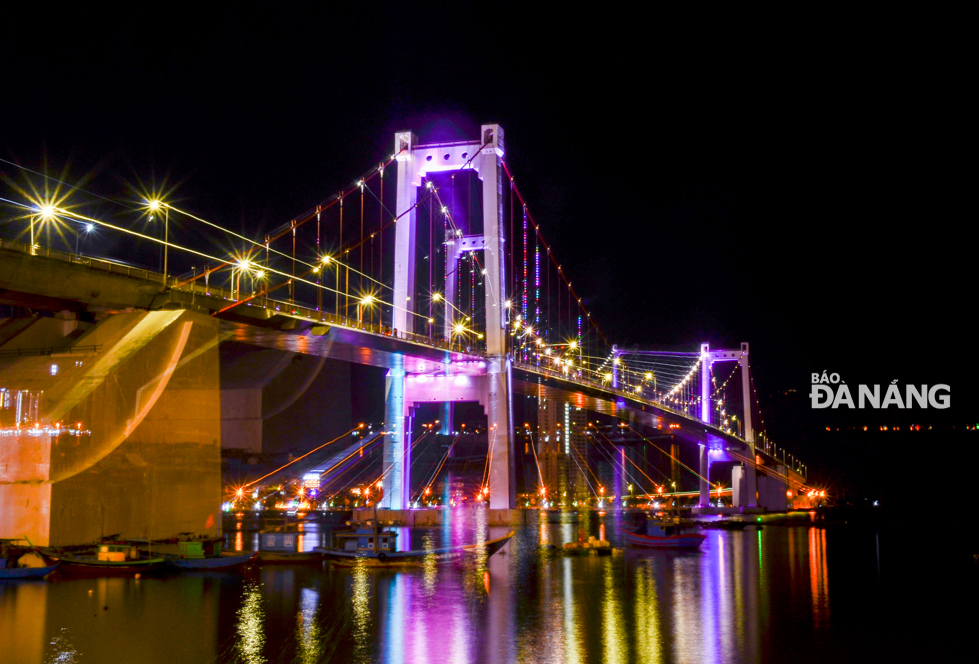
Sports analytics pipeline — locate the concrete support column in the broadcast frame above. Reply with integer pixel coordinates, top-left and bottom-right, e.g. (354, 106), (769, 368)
(443, 238), (457, 341)
(744, 455), (758, 508)
(699, 444), (710, 507)
(611, 345), (619, 389)
(381, 357), (406, 510)
(700, 343), (710, 423)
(487, 356), (515, 508)
(613, 445), (626, 508)
(393, 132), (418, 333)
(480, 124), (507, 357)
(402, 412), (413, 508)
(740, 342), (757, 507)
(440, 402), (453, 436)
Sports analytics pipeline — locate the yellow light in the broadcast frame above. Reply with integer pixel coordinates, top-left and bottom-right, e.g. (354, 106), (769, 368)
(147, 200), (162, 212)
(454, 323), (466, 335)
(39, 204), (57, 220)
(361, 295), (374, 305)
(237, 259), (251, 270)
(432, 293), (442, 302)
(321, 255), (331, 264)
(569, 340), (577, 349)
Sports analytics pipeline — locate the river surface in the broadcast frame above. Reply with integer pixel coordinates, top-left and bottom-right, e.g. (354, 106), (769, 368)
(1, 510), (971, 663)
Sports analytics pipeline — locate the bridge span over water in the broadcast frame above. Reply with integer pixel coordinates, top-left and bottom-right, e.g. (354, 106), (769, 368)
(0, 125), (807, 545)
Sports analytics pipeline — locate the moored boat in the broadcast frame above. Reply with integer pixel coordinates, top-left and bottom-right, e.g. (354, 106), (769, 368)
(625, 518), (707, 550)
(255, 525), (323, 563)
(56, 543), (167, 576)
(0, 563), (59, 580)
(699, 520), (751, 530)
(315, 521), (514, 567)
(168, 540), (257, 570)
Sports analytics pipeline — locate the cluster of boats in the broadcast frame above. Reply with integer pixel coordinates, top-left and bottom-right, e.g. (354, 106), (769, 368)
(3, 514), (757, 580)
(2, 522), (516, 580)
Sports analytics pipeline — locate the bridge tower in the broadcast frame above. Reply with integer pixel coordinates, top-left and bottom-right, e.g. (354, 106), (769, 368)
(699, 342), (756, 508)
(383, 126), (515, 510)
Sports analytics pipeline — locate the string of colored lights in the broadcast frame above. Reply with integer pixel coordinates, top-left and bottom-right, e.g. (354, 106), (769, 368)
(589, 429), (653, 496)
(241, 426), (359, 489)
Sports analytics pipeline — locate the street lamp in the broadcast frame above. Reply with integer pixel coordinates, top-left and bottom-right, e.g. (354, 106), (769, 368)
(31, 205), (57, 255)
(147, 200), (168, 286)
(357, 294), (374, 324)
(75, 223), (94, 255)
(233, 259), (252, 300)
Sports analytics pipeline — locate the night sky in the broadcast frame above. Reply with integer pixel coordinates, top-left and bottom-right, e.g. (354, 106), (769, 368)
(2, 7), (971, 500)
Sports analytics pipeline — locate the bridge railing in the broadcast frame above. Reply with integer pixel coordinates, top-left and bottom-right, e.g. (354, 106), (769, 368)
(0, 237), (164, 282)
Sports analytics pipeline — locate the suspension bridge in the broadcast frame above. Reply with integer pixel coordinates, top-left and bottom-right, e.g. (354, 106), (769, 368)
(0, 124), (811, 545)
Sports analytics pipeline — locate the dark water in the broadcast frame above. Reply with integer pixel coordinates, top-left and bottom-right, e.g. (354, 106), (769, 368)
(2, 511), (972, 664)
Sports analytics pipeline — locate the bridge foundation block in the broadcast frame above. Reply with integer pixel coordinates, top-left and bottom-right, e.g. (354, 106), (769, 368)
(0, 309), (223, 546)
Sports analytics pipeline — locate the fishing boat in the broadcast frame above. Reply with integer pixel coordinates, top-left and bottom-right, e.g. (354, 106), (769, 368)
(0, 563), (59, 580)
(545, 509), (580, 523)
(255, 525), (323, 563)
(167, 540), (257, 570)
(625, 517), (707, 550)
(55, 543), (168, 576)
(699, 520), (752, 530)
(315, 520), (514, 567)
(1, 541), (59, 580)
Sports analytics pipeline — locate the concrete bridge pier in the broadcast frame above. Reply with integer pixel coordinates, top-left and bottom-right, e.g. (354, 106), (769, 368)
(381, 357), (408, 510)
(699, 444), (710, 507)
(0, 309), (223, 546)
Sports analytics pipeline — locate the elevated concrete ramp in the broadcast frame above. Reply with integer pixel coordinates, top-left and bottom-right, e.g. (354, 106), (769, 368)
(0, 310), (223, 546)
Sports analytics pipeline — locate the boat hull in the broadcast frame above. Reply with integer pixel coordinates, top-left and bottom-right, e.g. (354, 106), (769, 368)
(56, 555), (168, 576)
(170, 552), (257, 569)
(318, 531), (514, 567)
(624, 530), (706, 550)
(255, 551), (323, 564)
(0, 563), (59, 580)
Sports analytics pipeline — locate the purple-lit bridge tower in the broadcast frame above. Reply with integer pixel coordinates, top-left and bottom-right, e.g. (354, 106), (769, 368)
(382, 125), (514, 510)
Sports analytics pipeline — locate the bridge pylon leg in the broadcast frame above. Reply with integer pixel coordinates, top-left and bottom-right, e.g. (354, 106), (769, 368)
(487, 356), (515, 509)
(744, 446), (758, 508)
(381, 358), (407, 510)
(699, 444), (710, 507)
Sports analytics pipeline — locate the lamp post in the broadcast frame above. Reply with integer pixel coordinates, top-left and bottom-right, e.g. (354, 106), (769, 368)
(148, 200), (168, 286)
(75, 223), (94, 255)
(31, 205), (57, 255)
(357, 295), (374, 325)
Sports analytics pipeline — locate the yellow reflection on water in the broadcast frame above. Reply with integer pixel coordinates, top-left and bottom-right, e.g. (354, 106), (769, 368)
(296, 587), (321, 664)
(422, 532), (438, 597)
(236, 581), (266, 664)
(235, 531), (243, 552)
(634, 561), (662, 664)
(351, 560), (371, 663)
(562, 558), (583, 664)
(603, 560), (626, 664)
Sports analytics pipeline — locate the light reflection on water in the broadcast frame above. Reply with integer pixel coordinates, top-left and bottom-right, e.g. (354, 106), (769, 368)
(236, 581), (266, 664)
(5, 513), (962, 664)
